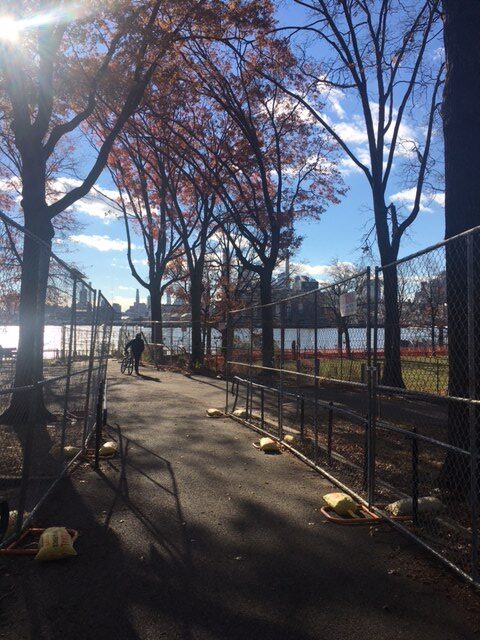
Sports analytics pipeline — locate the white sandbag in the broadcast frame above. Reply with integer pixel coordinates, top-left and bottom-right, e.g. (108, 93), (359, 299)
(233, 409), (247, 419)
(206, 408), (222, 418)
(259, 437), (280, 453)
(385, 496), (443, 516)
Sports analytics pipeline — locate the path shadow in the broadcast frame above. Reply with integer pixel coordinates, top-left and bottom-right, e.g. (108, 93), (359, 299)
(136, 374), (162, 383)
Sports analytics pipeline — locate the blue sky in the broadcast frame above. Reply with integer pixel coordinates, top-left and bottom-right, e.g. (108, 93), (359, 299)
(52, 1), (445, 311)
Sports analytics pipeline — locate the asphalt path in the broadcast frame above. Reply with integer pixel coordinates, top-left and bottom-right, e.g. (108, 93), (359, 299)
(1, 367), (478, 639)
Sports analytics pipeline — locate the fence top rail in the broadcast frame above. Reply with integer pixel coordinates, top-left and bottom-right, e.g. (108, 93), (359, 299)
(375, 417), (471, 457)
(229, 268), (370, 315)
(232, 374), (368, 423)
(378, 223), (480, 272)
(0, 209), (96, 291)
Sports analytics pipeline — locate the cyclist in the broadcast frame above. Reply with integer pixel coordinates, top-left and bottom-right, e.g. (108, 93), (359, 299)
(124, 333), (145, 376)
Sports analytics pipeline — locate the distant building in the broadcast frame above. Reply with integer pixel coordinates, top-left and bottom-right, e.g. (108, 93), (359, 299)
(124, 289), (149, 319)
(112, 303), (122, 320)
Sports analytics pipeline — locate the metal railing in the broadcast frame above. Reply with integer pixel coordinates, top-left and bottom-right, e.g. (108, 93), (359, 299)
(225, 227), (480, 588)
(0, 212), (113, 545)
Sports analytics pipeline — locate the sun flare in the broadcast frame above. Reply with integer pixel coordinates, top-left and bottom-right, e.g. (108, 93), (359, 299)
(0, 16), (20, 43)
(0, 5), (81, 45)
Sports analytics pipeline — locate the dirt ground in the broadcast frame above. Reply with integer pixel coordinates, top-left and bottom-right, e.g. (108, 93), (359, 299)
(0, 365), (479, 640)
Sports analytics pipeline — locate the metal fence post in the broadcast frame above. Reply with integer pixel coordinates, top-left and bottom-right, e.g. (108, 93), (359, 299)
(82, 289), (98, 444)
(248, 307), (254, 419)
(300, 396), (305, 440)
(279, 302), (285, 439)
(368, 266), (380, 506)
(327, 402), (333, 465)
(467, 234), (479, 581)
(366, 266), (376, 506)
(261, 387), (265, 429)
(411, 428), (419, 526)
(59, 275), (77, 471)
(314, 289), (319, 464)
(15, 382), (40, 536)
(94, 379), (105, 471)
(225, 312), (230, 414)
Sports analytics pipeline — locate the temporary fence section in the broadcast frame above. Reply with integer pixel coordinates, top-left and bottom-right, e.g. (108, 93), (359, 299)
(0, 213), (113, 546)
(225, 227), (480, 588)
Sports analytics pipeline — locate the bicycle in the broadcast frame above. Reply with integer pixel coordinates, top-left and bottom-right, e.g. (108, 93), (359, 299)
(120, 350), (134, 375)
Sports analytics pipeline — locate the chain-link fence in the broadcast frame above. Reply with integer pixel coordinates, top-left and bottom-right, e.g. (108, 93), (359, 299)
(372, 227), (480, 586)
(0, 213), (113, 546)
(225, 227), (480, 588)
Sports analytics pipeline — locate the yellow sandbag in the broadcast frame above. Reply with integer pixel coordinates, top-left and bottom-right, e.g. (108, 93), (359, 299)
(99, 441), (117, 457)
(259, 437), (280, 452)
(49, 445), (80, 460)
(233, 409), (247, 419)
(35, 527), (77, 562)
(64, 446), (80, 459)
(283, 434), (298, 446)
(206, 408), (222, 418)
(323, 492), (358, 516)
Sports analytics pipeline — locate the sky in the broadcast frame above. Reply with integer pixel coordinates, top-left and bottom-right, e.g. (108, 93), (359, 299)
(44, 1), (445, 311)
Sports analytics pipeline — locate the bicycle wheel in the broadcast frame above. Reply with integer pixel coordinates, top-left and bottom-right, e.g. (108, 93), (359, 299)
(120, 357), (128, 374)
(126, 357), (134, 375)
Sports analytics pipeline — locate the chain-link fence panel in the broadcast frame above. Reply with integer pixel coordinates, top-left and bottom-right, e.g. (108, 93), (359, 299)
(0, 213), (113, 548)
(373, 227), (480, 586)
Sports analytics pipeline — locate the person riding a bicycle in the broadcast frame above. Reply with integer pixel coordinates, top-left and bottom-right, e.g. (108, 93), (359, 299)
(124, 333), (145, 375)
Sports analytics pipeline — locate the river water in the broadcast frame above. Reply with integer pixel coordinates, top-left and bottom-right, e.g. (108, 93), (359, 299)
(0, 324), (439, 356)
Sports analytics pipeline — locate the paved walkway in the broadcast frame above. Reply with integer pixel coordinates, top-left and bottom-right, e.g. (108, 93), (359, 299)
(1, 367), (479, 639)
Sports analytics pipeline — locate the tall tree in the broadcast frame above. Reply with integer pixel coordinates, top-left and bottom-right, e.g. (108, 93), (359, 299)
(259, 0), (443, 386)
(107, 125), (184, 352)
(173, 38), (343, 367)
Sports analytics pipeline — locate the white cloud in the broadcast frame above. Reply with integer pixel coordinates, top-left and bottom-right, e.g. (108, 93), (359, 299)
(110, 295), (135, 310)
(326, 88), (346, 119)
(118, 285), (135, 291)
(389, 187), (445, 212)
(49, 178), (120, 222)
(338, 156), (363, 176)
(334, 120), (368, 145)
(287, 261), (355, 281)
(69, 234), (132, 252)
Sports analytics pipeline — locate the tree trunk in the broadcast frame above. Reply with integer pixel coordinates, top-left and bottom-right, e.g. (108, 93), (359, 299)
(439, 326), (444, 347)
(430, 314), (436, 355)
(206, 323), (212, 356)
(343, 321), (352, 358)
(190, 273), (203, 368)
(259, 270), (274, 369)
(440, 0), (480, 494)
(150, 287), (163, 366)
(381, 264), (404, 388)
